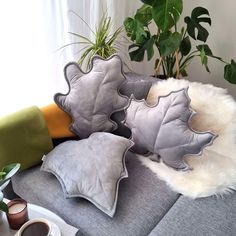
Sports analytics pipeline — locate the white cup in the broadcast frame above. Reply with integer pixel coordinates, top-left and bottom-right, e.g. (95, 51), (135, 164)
(17, 218), (52, 236)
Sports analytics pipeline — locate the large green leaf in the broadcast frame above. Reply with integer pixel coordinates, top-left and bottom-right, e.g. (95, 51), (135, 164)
(196, 44), (223, 72)
(199, 46), (210, 72)
(184, 7), (211, 42)
(124, 17), (134, 39)
(159, 30), (171, 41)
(2, 163), (20, 180)
(224, 60), (236, 84)
(0, 163), (20, 191)
(129, 36), (155, 61)
(196, 44), (222, 60)
(196, 44), (216, 72)
(159, 32), (182, 56)
(129, 44), (145, 62)
(179, 36), (191, 56)
(124, 17), (147, 43)
(146, 37), (155, 60)
(152, 0), (183, 31)
(135, 4), (152, 26)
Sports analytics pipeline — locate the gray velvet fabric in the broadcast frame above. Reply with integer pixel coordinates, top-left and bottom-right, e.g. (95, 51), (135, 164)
(124, 88), (216, 170)
(149, 194), (236, 236)
(41, 132), (133, 217)
(12, 151), (179, 236)
(54, 55), (129, 139)
(111, 72), (158, 138)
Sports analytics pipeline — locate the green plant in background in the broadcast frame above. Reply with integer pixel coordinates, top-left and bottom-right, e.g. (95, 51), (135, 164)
(0, 163), (20, 213)
(124, 0), (236, 83)
(61, 11), (122, 71)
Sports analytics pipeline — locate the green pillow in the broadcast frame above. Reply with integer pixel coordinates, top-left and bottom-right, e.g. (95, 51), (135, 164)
(0, 106), (53, 171)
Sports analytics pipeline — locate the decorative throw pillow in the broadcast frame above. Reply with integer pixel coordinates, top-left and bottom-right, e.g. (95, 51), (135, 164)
(40, 103), (75, 138)
(141, 78), (236, 198)
(124, 88), (216, 171)
(54, 55), (129, 139)
(0, 106), (53, 171)
(40, 132), (133, 217)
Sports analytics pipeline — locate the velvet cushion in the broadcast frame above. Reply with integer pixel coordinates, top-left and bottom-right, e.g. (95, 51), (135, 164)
(41, 132), (133, 217)
(124, 89), (216, 170)
(54, 55), (129, 139)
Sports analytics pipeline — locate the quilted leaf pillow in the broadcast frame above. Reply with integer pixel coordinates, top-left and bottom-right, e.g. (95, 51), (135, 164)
(54, 55), (129, 139)
(124, 88), (216, 171)
(41, 132), (133, 217)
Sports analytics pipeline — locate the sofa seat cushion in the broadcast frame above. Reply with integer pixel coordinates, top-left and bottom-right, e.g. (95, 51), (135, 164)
(12, 151), (179, 236)
(149, 194), (236, 236)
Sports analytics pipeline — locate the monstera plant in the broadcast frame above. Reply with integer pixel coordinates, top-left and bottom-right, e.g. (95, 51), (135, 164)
(124, 0), (236, 83)
(0, 163), (21, 213)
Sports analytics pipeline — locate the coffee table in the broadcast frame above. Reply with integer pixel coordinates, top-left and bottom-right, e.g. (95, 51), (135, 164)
(0, 199), (79, 236)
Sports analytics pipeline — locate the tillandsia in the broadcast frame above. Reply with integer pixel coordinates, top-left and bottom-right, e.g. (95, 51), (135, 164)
(124, 0), (236, 83)
(0, 163), (20, 213)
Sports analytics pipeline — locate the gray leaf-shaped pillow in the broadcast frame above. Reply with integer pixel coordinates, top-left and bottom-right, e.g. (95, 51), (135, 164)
(54, 55), (129, 139)
(41, 132), (133, 217)
(124, 88), (216, 171)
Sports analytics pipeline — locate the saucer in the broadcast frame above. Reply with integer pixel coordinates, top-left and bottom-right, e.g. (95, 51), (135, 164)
(51, 222), (61, 236)
(14, 221), (61, 236)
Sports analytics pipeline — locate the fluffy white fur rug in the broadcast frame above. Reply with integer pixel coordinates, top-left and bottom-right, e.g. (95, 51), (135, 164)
(138, 78), (236, 198)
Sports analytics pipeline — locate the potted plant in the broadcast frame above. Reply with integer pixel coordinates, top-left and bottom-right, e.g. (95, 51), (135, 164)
(0, 163), (21, 214)
(124, 0), (236, 83)
(60, 11), (122, 71)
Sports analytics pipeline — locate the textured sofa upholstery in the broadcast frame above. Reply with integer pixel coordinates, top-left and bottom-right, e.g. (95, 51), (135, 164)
(12, 152), (180, 236)
(148, 194), (236, 236)
(6, 72), (236, 235)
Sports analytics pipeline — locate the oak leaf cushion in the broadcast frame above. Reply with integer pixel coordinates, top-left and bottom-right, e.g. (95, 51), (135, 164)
(41, 132), (133, 217)
(54, 55), (129, 139)
(124, 88), (216, 171)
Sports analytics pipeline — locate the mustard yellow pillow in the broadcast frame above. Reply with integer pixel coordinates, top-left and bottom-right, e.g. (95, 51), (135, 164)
(40, 103), (76, 138)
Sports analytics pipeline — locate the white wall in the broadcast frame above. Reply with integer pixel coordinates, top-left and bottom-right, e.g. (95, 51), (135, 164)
(181, 1), (236, 98)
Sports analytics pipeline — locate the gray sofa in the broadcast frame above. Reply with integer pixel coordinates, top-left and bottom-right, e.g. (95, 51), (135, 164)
(5, 73), (236, 236)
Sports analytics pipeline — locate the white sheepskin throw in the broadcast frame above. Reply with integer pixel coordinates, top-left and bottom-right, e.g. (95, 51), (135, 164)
(138, 78), (236, 198)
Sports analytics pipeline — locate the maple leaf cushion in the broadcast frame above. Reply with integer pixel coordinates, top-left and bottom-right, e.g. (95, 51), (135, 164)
(54, 55), (129, 139)
(124, 88), (216, 171)
(40, 132), (133, 217)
